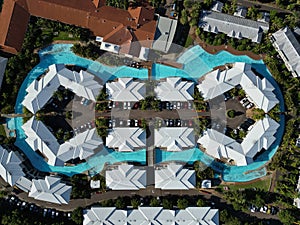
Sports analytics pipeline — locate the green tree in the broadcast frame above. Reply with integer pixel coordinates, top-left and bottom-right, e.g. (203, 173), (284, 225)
(196, 198), (206, 207)
(162, 198), (173, 209)
(177, 198), (189, 209)
(150, 198), (160, 207)
(131, 198), (140, 209)
(180, 9), (188, 25)
(278, 209), (297, 225)
(183, 0), (192, 9)
(115, 197), (126, 209)
(71, 207), (83, 225)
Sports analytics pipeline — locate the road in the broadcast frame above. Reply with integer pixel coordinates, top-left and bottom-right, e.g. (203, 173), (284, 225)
(236, 0), (290, 13)
(14, 187), (281, 223)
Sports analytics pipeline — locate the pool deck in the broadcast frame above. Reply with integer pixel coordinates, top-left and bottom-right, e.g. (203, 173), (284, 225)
(189, 27), (264, 61)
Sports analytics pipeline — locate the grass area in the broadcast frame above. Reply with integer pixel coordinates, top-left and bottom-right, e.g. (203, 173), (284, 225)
(184, 35), (194, 48)
(220, 176), (272, 192)
(53, 31), (79, 41)
(0, 124), (6, 137)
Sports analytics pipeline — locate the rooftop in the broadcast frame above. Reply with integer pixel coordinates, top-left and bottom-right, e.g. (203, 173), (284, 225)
(106, 164), (146, 190)
(155, 77), (194, 102)
(22, 64), (103, 114)
(152, 16), (178, 53)
(198, 117), (279, 166)
(84, 206), (219, 225)
(155, 127), (195, 151)
(197, 62), (279, 113)
(106, 127), (146, 151)
(0, 0), (157, 54)
(199, 10), (269, 43)
(106, 77), (146, 102)
(155, 163), (196, 190)
(22, 117), (103, 166)
(0, 145), (25, 186)
(28, 176), (72, 204)
(271, 27), (300, 77)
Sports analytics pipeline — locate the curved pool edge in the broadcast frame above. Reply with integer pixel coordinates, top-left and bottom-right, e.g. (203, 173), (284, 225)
(10, 44), (285, 182)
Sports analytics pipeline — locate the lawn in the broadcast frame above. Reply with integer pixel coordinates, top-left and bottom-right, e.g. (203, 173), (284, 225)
(184, 35), (194, 48)
(220, 176), (272, 192)
(0, 124), (6, 137)
(53, 31), (79, 41)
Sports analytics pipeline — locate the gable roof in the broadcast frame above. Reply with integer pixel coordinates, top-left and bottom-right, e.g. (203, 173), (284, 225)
(105, 164), (147, 190)
(22, 117), (103, 166)
(155, 127), (195, 151)
(22, 64), (103, 114)
(271, 27), (300, 77)
(198, 117), (279, 166)
(197, 62), (279, 113)
(199, 10), (269, 43)
(0, 0), (156, 54)
(106, 77), (146, 102)
(152, 16), (178, 53)
(155, 163), (196, 190)
(84, 207), (219, 225)
(106, 127), (146, 151)
(0, 146), (25, 186)
(155, 77), (194, 102)
(29, 176), (72, 204)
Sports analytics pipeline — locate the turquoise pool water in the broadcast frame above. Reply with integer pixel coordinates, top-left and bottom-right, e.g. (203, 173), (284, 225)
(11, 44), (284, 181)
(155, 45), (285, 182)
(11, 44), (147, 176)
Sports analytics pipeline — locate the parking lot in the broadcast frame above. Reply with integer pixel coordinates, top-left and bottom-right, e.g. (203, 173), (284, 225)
(225, 98), (247, 129)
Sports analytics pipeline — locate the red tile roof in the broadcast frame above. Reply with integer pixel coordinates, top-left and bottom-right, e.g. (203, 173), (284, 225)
(0, 0), (157, 54)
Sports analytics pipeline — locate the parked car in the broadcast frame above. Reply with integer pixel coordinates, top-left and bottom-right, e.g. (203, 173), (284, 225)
(127, 119), (131, 126)
(240, 97), (247, 104)
(224, 92), (231, 101)
(242, 100), (250, 107)
(246, 102), (254, 109)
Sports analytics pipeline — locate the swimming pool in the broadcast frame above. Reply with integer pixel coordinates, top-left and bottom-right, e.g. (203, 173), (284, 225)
(11, 44), (147, 176)
(10, 44), (284, 181)
(155, 45), (285, 182)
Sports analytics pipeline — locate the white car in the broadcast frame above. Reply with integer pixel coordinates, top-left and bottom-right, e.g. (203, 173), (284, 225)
(246, 102), (254, 109)
(127, 119), (131, 126)
(240, 98), (247, 104)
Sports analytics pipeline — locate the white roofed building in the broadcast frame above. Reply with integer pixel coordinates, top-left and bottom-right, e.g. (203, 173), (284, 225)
(22, 64), (103, 113)
(22, 117), (103, 166)
(106, 128), (146, 151)
(106, 164), (147, 190)
(106, 78), (146, 102)
(198, 117), (279, 166)
(84, 207), (219, 225)
(152, 16), (178, 53)
(211, 1), (223, 12)
(155, 77), (194, 102)
(155, 163), (196, 190)
(28, 176), (72, 204)
(271, 27), (300, 77)
(199, 10), (269, 43)
(155, 127), (195, 151)
(0, 146), (25, 186)
(197, 62), (279, 113)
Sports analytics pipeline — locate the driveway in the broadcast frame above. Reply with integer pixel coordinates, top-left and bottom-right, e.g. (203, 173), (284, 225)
(225, 98), (247, 129)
